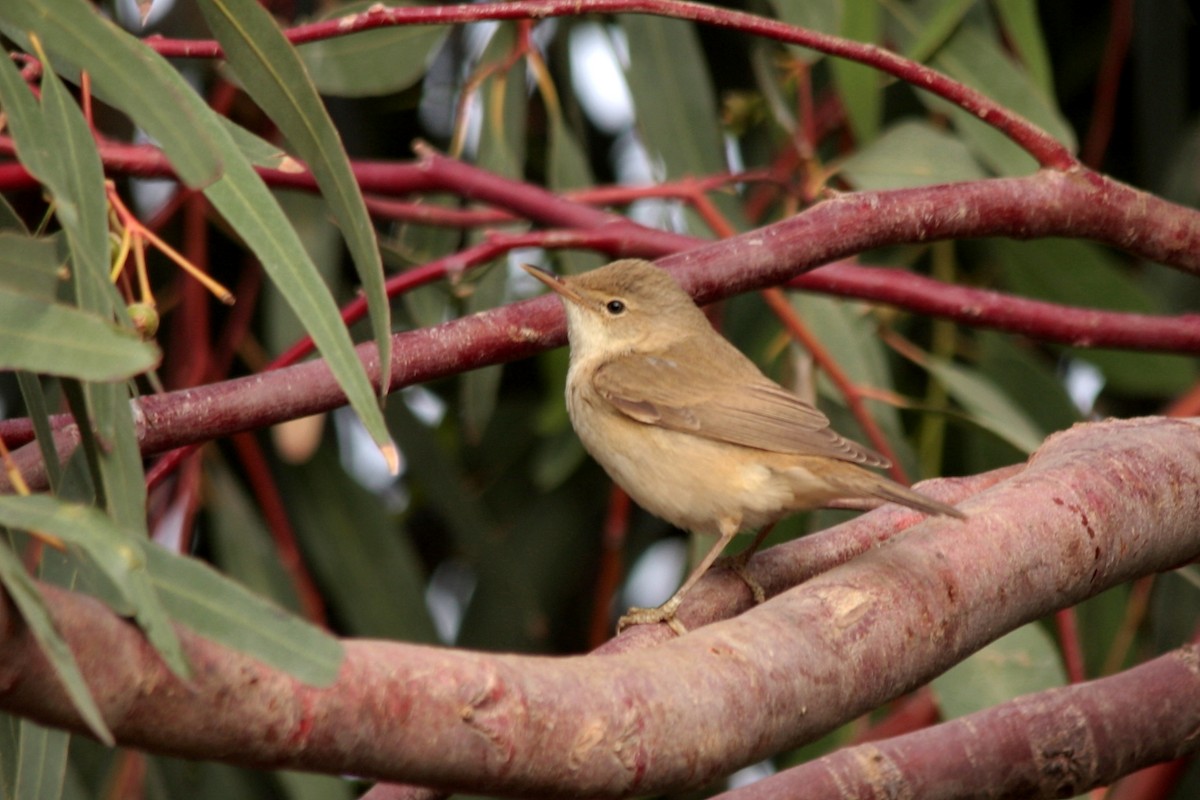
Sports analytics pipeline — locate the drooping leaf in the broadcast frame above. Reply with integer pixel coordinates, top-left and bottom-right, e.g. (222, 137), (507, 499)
(785, 293), (906, 442)
(460, 263), (508, 441)
(622, 15), (726, 178)
(0, 0), (222, 189)
(837, 119), (988, 189)
(297, 1), (448, 98)
(17, 54), (149, 534)
(0, 539), (113, 745)
(144, 546), (343, 686)
(769, 0), (841, 63)
(13, 719), (69, 800)
(922, 23), (1076, 174)
(622, 15), (748, 234)
(200, 0), (393, 400)
(0, 232), (63, 300)
(893, 0), (974, 63)
(922, 354), (1046, 454)
(15, 373), (63, 493)
(204, 460), (303, 614)
(992, 0), (1055, 98)
(0, 289), (159, 380)
(831, 1), (883, 143)
(281, 445), (437, 642)
(932, 623), (1067, 717)
(3, 0), (395, 462)
(0, 497), (188, 677)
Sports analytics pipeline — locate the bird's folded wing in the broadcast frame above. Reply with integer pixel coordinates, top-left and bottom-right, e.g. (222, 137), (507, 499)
(592, 351), (889, 467)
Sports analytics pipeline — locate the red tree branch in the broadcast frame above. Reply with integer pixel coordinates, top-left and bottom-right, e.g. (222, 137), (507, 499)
(2, 417), (1197, 795)
(4, 161), (1200, 491)
(715, 643), (1200, 799)
(134, 0), (1073, 169)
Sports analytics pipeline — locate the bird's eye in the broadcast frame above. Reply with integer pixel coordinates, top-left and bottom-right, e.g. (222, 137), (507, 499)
(605, 299), (626, 315)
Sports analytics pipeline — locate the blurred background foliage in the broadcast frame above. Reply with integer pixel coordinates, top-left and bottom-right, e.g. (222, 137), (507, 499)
(2, 0), (1199, 797)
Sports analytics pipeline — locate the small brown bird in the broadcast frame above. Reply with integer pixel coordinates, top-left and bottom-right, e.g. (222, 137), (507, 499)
(523, 259), (965, 634)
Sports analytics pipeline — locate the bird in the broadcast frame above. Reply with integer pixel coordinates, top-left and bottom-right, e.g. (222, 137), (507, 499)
(522, 259), (965, 634)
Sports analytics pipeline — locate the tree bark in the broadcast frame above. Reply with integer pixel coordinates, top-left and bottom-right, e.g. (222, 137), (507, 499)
(1, 417), (1197, 796)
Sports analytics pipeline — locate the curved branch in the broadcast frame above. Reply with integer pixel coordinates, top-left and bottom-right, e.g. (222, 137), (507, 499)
(715, 644), (1200, 799)
(1, 418), (1197, 794)
(5, 165), (1200, 490)
(137, 0), (1073, 169)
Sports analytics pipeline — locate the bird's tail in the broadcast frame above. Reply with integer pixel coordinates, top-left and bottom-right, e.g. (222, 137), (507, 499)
(865, 478), (967, 519)
(824, 464), (967, 519)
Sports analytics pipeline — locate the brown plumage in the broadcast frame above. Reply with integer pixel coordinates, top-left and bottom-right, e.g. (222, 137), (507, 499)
(524, 259), (965, 633)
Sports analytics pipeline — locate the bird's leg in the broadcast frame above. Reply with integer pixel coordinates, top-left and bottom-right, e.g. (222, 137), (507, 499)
(720, 522), (775, 605)
(617, 521), (739, 636)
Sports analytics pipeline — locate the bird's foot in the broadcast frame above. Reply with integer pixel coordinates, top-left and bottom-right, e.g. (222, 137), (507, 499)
(718, 553), (766, 604)
(617, 596), (687, 636)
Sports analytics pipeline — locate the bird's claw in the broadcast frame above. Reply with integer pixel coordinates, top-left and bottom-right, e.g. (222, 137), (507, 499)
(617, 599), (688, 636)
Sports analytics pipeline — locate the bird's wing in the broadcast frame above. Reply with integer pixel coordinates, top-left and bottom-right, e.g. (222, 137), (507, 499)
(592, 346), (889, 467)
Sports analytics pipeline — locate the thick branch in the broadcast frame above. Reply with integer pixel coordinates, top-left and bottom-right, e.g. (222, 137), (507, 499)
(5, 165), (1200, 491)
(1, 418), (1198, 795)
(716, 644), (1200, 799)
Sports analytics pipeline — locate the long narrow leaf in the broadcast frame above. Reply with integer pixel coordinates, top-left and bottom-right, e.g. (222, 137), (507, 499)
(0, 497), (189, 678)
(14, 720), (69, 800)
(1, 0), (394, 459)
(0, 289), (159, 381)
(200, 0), (392, 399)
(144, 546), (343, 686)
(0, 540), (113, 745)
(0, 0), (221, 188)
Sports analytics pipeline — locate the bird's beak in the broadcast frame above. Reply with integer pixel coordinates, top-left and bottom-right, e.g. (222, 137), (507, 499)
(521, 263), (586, 306)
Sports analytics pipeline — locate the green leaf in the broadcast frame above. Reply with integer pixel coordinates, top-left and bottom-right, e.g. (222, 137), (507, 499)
(387, 399), (493, 558)
(282, 446), (437, 642)
(276, 770), (356, 800)
(831, 1), (883, 143)
(623, 15), (727, 178)
(15, 373), (63, 493)
(0, 38), (111, 318)
(460, 264), (508, 441)
(0, 289), (159, 380)
(204, 461), (303, 613)
(144, 546), (344, 686)
(0, 0), (222, 189)
(0, 540), (113, 745)
(547, 114), (593, 193)
(0, 194), (25, 230)
(837, 119), (988, 189)
(770, 0), (841, 63)
(922, 354), (1046, 454)
(0, 232), (64, 300)
(989, 238), (1197, 396)
(222, 116), (302, 171)
(621, 15), (751, 235)
(200, 0), (392, 400)
(0, 712), (15, 798)
(0, 497), (189, 677)
(14, 719), (69, 800)
(264, 191), (343, 354)
(475, 24), (527, 179)
(992, 0), (1054, 97)
(297, 1), (448, 98)
(1, 27), (150, 533)
(3, 0), (393, 457)
(924, 23), (1075, 174)
(932, 623), (1067, 717)
(975, 332), (1080, 435)
(204, 133), (393, 463)
(895, 0), (974, 63)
